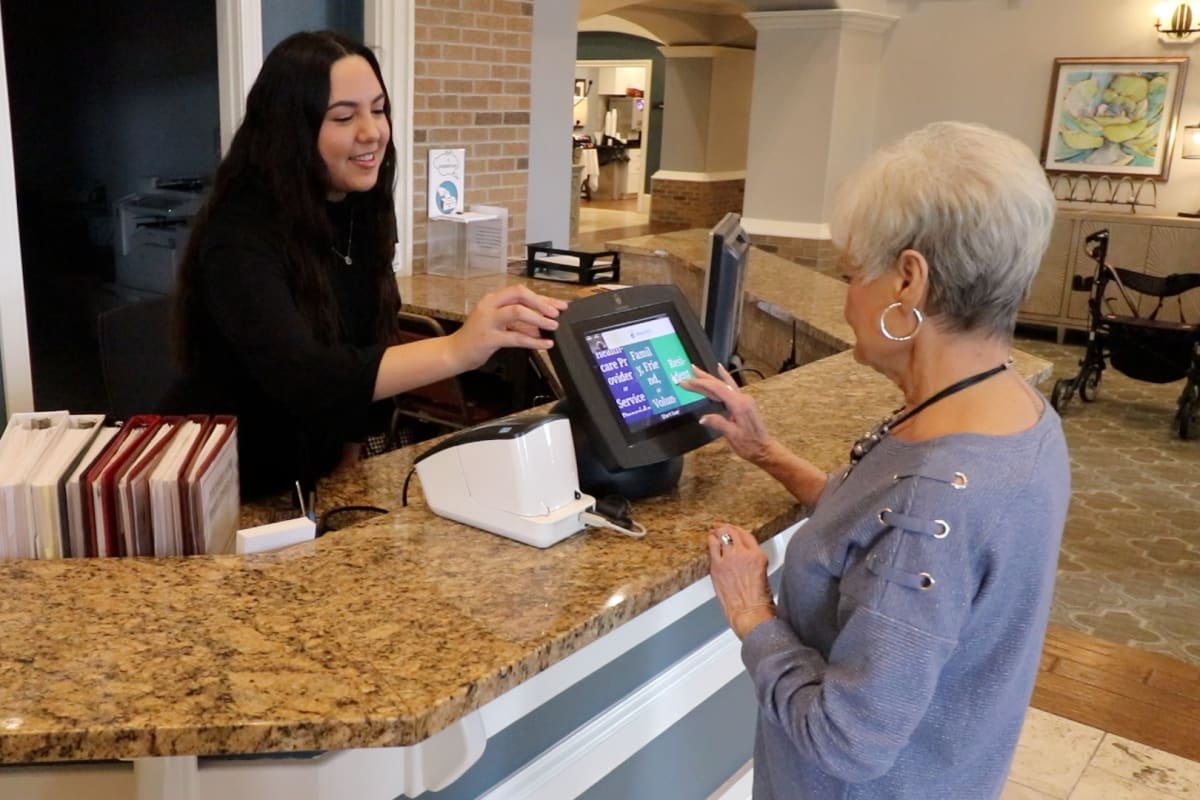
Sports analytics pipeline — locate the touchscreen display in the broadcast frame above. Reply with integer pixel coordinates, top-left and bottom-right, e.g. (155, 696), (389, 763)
(585, 313), (708, 435)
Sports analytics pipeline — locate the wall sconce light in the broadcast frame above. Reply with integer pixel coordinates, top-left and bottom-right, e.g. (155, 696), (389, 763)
(1156, 2), (1200, 43)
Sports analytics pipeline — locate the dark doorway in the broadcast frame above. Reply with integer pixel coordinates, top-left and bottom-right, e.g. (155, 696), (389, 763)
(0, 1), (220, 414)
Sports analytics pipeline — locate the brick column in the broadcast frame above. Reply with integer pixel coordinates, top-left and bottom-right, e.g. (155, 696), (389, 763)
(411, 0), (534, 272)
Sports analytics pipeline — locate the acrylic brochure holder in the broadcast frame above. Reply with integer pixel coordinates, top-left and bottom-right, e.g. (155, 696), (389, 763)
(427, 204), (508, 279)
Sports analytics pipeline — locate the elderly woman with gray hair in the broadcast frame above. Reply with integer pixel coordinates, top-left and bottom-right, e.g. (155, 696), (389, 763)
(683, 121), (1070, 799)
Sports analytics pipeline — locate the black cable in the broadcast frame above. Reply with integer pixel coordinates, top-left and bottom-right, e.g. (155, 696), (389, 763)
(594, 494), (634, 529)
(401, 467), (417, 507)
(316, 505), (388, 537)
(728, 365), (766, 382)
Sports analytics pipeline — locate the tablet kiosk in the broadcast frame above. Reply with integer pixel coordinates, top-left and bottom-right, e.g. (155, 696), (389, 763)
(549, 284), (724, 497)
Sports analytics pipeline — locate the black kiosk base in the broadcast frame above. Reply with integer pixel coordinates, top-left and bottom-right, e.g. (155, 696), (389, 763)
(552, 399), (683, 499)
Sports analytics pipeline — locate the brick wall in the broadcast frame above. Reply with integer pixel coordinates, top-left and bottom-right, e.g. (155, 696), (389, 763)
(747, 234), (838, 277)
(649, 177), (744, 230)
(410, 0), (532, 273)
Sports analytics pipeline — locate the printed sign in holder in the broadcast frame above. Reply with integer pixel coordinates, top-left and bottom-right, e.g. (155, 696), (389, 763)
(426, 148), (507, 278)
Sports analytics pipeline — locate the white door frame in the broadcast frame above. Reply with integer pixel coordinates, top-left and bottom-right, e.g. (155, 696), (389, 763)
(215, 0), (263, 156)
(364, 0), (415, 274)
(0, 12), (33, 417)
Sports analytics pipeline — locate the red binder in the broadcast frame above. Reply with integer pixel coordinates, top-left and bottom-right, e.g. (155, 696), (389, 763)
(83, 415), (160, 557)
(115, 416), (184, 557)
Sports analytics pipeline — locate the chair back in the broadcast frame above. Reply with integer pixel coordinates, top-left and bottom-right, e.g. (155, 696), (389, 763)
(393, 311), (479, 429)
(97, 296), (179, 418)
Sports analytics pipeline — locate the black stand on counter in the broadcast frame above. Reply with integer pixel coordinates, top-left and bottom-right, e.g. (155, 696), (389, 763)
(551, 399), (683, 499)
(525, 242), (621, 285)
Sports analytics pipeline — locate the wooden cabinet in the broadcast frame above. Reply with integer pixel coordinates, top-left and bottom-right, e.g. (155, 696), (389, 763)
(1019, 211), (1200, 340)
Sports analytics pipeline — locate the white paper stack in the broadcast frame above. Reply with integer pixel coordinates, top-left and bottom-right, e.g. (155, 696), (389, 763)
(0, 411), (70, 559)
(26, 414), (106, 558)
(149, 420), (205, 556)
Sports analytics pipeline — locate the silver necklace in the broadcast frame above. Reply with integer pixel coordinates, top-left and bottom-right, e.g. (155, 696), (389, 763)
(331, 216), (353, 266)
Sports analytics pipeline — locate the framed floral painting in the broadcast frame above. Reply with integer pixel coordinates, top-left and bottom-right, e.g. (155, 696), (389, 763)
(1041, 57), (1189, 179)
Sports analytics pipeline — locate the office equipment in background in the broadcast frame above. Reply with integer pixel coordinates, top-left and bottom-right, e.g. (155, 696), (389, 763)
(548, 284), (724, 498)
(113, 185), (203, 296)
(703, 212), (751, 384)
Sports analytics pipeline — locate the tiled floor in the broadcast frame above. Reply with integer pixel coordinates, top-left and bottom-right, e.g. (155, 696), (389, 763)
(1004, 708), (1200, 799)
(577, 201), (649, 234)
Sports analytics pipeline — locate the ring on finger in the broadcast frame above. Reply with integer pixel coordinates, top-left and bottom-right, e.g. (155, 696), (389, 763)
(720, 532), (734, 546)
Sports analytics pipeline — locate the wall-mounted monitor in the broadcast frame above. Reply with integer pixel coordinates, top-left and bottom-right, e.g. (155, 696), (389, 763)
(549, 284), (724, 476)
(702, 211), (750, 382)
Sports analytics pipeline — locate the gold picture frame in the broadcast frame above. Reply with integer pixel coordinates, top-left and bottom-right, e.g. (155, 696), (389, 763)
(1040, 56), (1189, 179)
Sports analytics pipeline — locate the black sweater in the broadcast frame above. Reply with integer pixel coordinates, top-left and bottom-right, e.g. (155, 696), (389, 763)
(164, 187), (390, 498)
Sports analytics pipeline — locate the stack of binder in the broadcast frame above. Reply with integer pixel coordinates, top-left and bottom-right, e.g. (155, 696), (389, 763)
(0, 412), (239, 560)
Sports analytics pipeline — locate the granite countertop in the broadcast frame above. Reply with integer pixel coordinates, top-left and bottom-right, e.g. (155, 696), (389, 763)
(0, 232), (1051, 763)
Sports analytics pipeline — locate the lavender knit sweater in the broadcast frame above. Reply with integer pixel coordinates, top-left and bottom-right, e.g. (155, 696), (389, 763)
(743, 404), (1070, 799)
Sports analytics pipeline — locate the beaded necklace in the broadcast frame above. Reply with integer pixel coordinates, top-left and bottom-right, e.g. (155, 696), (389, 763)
(848, 362), (1009, 467)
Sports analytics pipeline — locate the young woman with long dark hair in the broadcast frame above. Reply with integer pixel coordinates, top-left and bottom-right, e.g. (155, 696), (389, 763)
(169, 31), (564, 497)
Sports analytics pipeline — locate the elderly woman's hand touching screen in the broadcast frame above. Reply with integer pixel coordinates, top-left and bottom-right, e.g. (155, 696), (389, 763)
(682, 364), (776, 464)
(682, 364), (829, 508)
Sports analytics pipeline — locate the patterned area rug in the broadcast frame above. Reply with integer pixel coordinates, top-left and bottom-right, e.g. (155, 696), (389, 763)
(1016, 331), (1200, 665)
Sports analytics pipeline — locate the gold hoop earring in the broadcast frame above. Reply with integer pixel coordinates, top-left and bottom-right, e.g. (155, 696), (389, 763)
(879, 301), (923, 342)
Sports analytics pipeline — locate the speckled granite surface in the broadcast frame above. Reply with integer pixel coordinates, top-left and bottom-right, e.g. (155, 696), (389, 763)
(0, 231), (1050, 763)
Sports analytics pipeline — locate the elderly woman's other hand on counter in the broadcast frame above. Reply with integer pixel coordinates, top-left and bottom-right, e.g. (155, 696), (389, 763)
(707, 523), (775, 640)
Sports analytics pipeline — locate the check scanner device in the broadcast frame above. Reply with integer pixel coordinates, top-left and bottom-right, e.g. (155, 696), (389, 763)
(414, 284), (725, 547)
